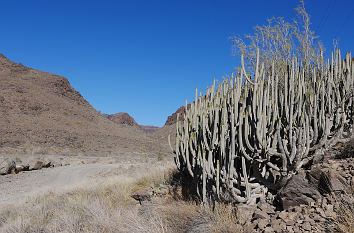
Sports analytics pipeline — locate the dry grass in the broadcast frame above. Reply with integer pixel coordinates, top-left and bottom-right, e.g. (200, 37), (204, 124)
(333, 195), (354, 233)
(0, 165), (243, 233)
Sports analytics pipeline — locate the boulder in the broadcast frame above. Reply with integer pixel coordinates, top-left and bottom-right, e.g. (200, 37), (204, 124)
(29, 159), (44, 170)
(253, 209), (269, 220)
(257, 219), (269, 230)
(42, 159), (52, 168)
(0, 157), (16, 175)
(15, 165), (24, 173)
(236, 204), (256, 225)
(131, 187), (153, 204)
(257, 202), (275, 214)
(307, 166), (351, 194)
(276, 174), (321, 210)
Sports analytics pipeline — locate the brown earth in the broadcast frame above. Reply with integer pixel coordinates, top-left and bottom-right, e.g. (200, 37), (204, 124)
(0, 53), (170, 156)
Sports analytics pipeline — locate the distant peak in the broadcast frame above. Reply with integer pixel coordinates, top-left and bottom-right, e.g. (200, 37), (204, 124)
(105, 112), (139, 127)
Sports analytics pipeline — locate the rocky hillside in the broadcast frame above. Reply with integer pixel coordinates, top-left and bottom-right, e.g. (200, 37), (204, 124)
(105, 113), (139, 127)
(139, 125), (160, 134)
(0, 54), (163, 156)
(105, 113), (160, 134)
(164, 104), (190, 126)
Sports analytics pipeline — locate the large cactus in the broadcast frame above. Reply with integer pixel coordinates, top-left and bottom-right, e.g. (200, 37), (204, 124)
(169, 49), (354, 205)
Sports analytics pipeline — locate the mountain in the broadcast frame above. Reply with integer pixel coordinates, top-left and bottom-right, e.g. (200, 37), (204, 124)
(0, 54), (163, 156)
(105, 113), (139, 127)
(164, 104), (190, 126)
(139, 125), (160, 134)
(105, 113), (160, 134)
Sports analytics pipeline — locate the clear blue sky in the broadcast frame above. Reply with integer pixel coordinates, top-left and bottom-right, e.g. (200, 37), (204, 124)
(1, 0), (353, 126)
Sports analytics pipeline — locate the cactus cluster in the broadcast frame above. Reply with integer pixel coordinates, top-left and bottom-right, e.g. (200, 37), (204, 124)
(169, 49), (354, 205)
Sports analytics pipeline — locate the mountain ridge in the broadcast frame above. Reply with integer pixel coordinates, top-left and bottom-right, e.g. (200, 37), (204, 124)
(0, 53), (165, 156)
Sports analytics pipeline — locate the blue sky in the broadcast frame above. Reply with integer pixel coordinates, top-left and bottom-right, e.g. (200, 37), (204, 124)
(1, 0), (353, 126)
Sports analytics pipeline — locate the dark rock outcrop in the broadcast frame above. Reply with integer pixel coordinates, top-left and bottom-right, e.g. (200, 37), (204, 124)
(164, 104), (191, 126)
(276, 174), (321, 210)
(105, 113), (160, 134)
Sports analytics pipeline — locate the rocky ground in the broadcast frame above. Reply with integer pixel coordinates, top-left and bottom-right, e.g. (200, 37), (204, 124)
(130, 137), (354, 233)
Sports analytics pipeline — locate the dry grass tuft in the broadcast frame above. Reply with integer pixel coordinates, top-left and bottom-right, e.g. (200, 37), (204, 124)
(333, 195), (354, 233)
(208, 203), (243, 233)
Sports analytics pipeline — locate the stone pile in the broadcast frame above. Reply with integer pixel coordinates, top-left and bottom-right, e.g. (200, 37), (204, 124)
(240, 147), (353, 232)
(240, 198), (338, 232)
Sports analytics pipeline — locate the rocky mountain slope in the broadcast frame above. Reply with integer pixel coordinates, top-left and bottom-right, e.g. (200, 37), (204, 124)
(105, 112), (159, 134)
(105, 112), (139, 127)
(0, 54), (164, 156)
(164, 104), (190, 126)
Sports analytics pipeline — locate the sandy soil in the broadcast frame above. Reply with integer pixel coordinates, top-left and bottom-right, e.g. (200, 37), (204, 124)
(0, 155), (168, 209)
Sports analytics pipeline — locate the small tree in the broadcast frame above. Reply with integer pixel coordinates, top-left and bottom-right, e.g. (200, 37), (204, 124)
(231, 0), (323, 78)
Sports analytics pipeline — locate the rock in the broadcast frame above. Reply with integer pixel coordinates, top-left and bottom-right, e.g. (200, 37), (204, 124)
(51, 160), (62, 167)
(257, 202), (275, 214)
(325, 204), (333, 212)
(286, 225), (294, 233)
(253, 209), (269, 220)
(302, 221), (312, 231)
(243, 222), (257, 233)
(257, 219), (269, 229)
(312, 214), (324, 222)
(29, 159), (44, 170)
(308, 165), (351, 194)
(22, 164), (30, 171)
(0, 157), (16, 175)
(236, 204), (256, 225)
(327, 170), (351, 193)
(131, 187), (153, 204)
(276, 175), (321, 210)
(278, 211), (288, 221)
(263, 227), (274, 232)
(281, 211), (297, 225)
(272, 220), (286, 232)
(307, 166), (327, 194)
(315, 207), (326, 217)
(15, 165), (24, 173)
(43, 159), (52, 168)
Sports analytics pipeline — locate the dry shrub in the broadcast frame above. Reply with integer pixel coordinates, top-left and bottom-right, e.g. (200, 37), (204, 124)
(208, 203), (243, 233)
(157, 200), (200, 232)
(333, 195), (354, 233)
(121, 208), (168, 233)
